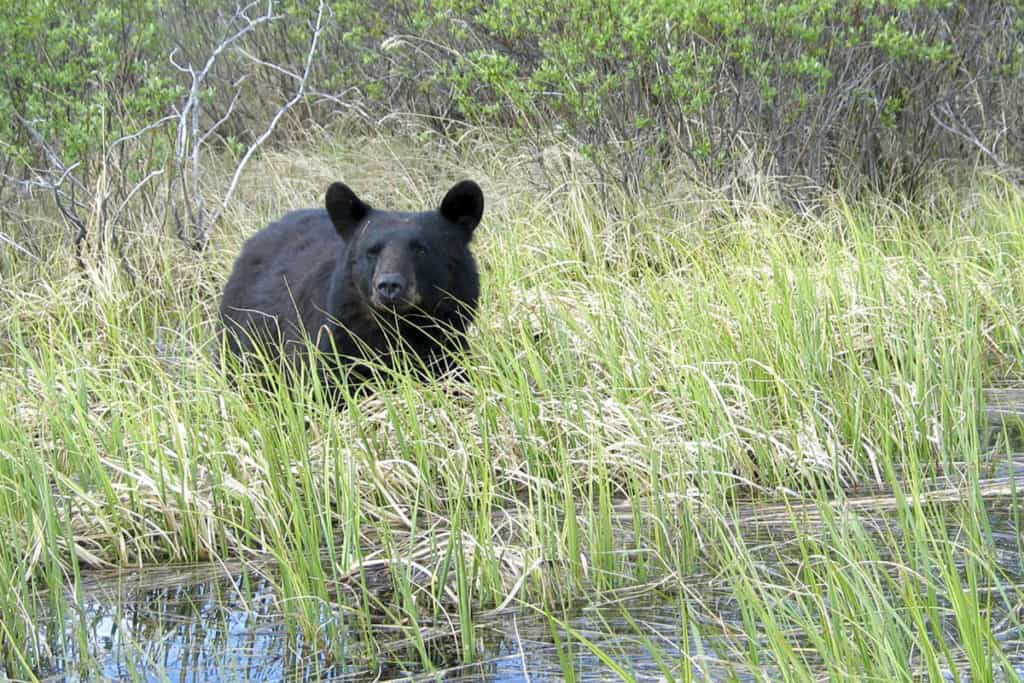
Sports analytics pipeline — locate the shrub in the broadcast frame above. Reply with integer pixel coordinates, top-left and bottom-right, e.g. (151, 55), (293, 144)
(0, 1), (179, 167)
(2, 0), (1021, 244)
(422, 0), (1024, 196)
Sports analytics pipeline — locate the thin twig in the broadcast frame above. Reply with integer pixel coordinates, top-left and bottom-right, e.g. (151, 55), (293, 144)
(209, 0), (328, 238)
(199, 81), (247, 146)
(170, 1), (281, 247)
(109, 169), (166, 230)
(108, 114), (179, 151)
(0, 232), (39, 261)
(930, 98), (1021, 189)
(12, 113), (86, 194)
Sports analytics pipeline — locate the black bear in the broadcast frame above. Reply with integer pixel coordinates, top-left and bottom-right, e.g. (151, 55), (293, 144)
(219, 179), (484, 394)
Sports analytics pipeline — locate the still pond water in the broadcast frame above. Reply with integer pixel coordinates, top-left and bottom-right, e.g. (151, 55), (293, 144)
(22, 395), (1024, 681)
(21, 491), (1023, 682)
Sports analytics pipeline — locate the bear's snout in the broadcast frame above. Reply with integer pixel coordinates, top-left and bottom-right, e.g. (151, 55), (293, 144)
(375, 273), (406, 303)
(371, 270), (420, 311)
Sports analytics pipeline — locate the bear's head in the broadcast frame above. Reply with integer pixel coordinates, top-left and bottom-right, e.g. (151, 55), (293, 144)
(324, 180), (484, 316)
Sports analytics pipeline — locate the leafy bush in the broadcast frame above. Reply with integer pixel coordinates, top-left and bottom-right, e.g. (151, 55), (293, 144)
(419, 0), (1024, 195)
(0, 1), (179, 166)
(2, 0), (1021, 240)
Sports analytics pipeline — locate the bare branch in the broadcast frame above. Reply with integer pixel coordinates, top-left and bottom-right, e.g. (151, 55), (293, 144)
(13, 113), (86, 195)
(930, 98), (1020, 188)
(0, 232), (39, 261)
(2, 170), (70, 199)
(207, 0), (328, 238)
(234, 47), (302, 81)
(53, 182), (88, 266)
(199, 80), (247, 146)
(108, 114), (179, 151)
(169, 1), (282, 248)
(231, 53), (368, 118)
(232, 54), (368, 119)
(0, 174), (41, 199)
(308, 88), (371, 122)
(109, 169), (166, 230)
(10, 113), (93, 261)
(51, 163), (83, 192)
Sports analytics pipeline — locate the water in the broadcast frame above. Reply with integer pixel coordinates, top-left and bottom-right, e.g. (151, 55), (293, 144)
(17, 398), (1024, 681)
(26, 568), (680, 681)
(20, 488), (1021, 682)
(32, 566), (706, 681)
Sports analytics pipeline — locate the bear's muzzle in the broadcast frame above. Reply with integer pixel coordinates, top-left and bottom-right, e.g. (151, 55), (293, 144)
(371, 271), (421, 311)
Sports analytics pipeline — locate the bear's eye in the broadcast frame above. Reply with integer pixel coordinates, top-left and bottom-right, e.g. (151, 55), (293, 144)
(366, 245), (382, 259)
(411, 241), (427, 256)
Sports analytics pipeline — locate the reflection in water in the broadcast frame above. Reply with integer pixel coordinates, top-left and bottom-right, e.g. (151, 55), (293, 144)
(20, 494), (1024, 682)
(32, 565), (712, 682)
(37, 570), (351, 682)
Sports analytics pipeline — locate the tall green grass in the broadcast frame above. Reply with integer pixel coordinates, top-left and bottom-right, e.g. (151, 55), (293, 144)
(0, 131), (1022, 679)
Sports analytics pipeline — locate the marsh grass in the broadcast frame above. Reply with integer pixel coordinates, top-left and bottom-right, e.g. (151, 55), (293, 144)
(1, 129), (1023, 679)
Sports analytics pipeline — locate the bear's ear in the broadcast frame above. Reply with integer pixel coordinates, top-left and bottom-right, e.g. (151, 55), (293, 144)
(439, 180), (484, 237)
(325, 182), (369, 239)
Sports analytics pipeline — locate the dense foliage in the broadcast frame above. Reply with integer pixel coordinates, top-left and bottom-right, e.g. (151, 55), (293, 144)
(329, 0), (1024, 194)
(0, 1), (178, 163)
(2, 0), (1022, 210)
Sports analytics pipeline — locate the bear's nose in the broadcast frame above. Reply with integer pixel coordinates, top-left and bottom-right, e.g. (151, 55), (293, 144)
(375, 274), (406, 302)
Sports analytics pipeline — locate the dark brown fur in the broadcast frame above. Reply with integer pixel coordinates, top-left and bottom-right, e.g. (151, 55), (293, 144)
(219, 180), (484, 394)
